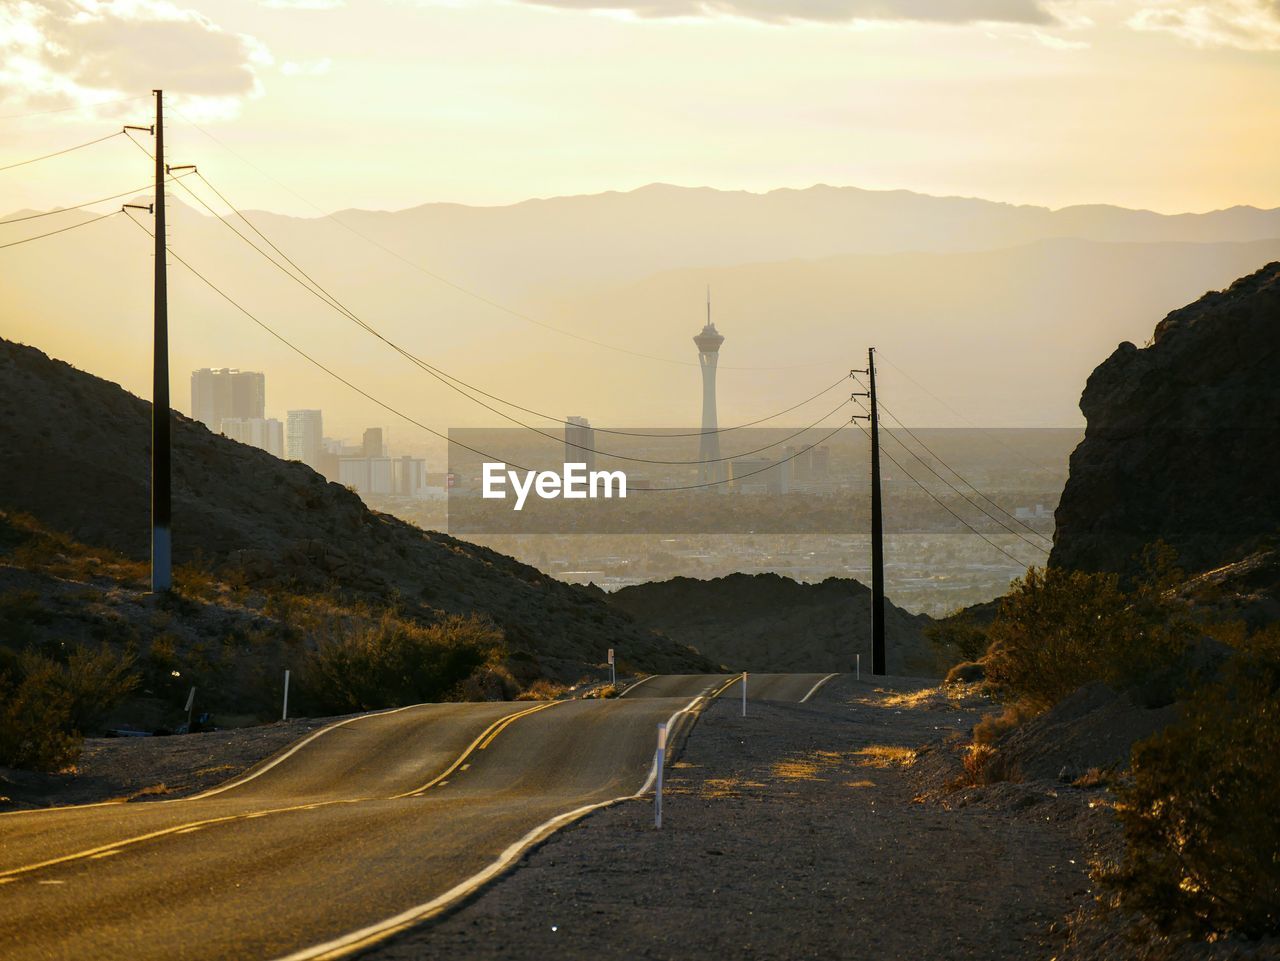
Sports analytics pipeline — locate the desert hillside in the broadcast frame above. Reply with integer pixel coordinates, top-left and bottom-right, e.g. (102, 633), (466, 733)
(600, 572), (938, 676)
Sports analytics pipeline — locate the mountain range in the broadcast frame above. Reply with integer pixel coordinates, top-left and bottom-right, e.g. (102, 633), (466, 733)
(5, 182), (1280, 437)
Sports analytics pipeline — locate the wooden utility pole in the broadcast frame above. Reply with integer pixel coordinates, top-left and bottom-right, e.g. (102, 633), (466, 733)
(868, 346), (885, 675)
(152, 89), (171, 592)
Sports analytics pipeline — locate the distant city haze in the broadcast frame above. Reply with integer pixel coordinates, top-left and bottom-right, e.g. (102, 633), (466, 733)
(5, 183), (1280, 447)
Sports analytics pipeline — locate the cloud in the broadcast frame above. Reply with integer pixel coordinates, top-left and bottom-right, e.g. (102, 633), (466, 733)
(1127, 0), (1280, 50)
(0, 1), (272, 115)
(281, 57), (333, 75)
(261, 0), (345, 9)
(514, 0), (1058, 26)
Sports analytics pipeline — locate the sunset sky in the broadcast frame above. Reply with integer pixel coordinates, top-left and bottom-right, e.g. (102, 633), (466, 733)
(3, 0), (1280, 217)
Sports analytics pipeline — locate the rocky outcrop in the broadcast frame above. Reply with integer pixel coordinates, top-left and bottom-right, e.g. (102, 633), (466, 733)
(1051, 263), (1280, 578)
(0, 338), (712, 680)
(600, 572), (940, 676)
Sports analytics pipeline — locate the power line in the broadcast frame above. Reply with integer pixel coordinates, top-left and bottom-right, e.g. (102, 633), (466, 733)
(876, 422), (1049, 554)
(169, 170), (853, 465)
(874, 350), (1066, 477)
(169, 109), (837, 373)
(858, 389), (1052, 553)
(0, 130), (123, 172)
(0, 209), (122, 250)
(874, 397), (1053, 547)
(121, 210), (532, 472)
(639, 417), (854, 492)
(0, 179), (176, 225)
(852, 419), (1031, 567)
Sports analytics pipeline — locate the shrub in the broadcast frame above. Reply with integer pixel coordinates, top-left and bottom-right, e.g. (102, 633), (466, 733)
(1098, 625), (1280, 939)
(56, 646), (141, 733)
(983, 566), (1190, 714)
(943, 660), (985, 685)
(514, 678), (566, 701)
(0, 659), (80, 770)
(0, 645), (138, 770)
(926, 610), (989, 664)
(303, 613), (502, 713)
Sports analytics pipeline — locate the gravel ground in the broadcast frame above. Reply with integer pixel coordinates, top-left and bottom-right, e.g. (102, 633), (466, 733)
(364, 676), (1093, 961)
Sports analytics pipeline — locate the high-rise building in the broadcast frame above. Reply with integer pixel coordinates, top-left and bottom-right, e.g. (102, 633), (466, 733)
(694, 291), (726, 486)
(564, 416), (595, 474)
(338, 455), (425, 497)
(361, 427), (385, 458)
(190, 368), (265, 431)
(286, 409), (323, 467)
(395, 455), (426, 497)
(220, 417), (284, 459)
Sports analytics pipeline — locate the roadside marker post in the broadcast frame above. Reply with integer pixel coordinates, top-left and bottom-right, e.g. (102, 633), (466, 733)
(282, 669), (291, 721)
(608, 648), (615, 687)
(857, 654), (861, 681)
(184, 686), (196, 733)
(741, 672), (747, 717)
(655, 722), (667, 829)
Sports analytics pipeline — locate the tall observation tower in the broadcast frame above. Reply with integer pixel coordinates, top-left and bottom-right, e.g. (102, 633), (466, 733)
(694, 290), (726, 485)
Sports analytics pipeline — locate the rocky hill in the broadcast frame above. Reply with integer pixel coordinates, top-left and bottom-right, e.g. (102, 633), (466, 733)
(0, 338), (712, 686)
(598, 573), (939, 676)
(1051, 263), (1280, 579)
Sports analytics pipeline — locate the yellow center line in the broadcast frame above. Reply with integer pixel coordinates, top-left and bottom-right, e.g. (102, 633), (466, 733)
(0, 797), (369, 883)
(710, 675), (742, 698)
(397, 700), (564, 798)
(2, 699), (571, 881)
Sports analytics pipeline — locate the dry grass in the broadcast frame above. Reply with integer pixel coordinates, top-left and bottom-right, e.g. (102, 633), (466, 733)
(1072, 767), (1110, 789)
(515, 679), (567, 701)
(855, 745), (918, 769)
(771, 758), (824, 781)
(699, 776), (767, 799)
(844, 779), (877, 789)
(972, 700), (1038, 746)
(961, 743), (999, 784)
(126, 783), (172, 800)
(874, 686), (947, 709)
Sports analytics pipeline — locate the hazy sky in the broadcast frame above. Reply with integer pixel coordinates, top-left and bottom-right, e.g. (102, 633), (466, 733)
(2, 0), (1280, 217)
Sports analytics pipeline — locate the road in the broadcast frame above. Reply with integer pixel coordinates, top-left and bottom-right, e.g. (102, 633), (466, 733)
(0, 673), (836, 961)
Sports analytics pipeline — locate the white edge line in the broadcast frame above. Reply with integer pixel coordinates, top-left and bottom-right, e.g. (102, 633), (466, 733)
(269, 692), (706, 961)
(799, 673), (839, 704)
(0, 704), (430, 819)
(616, 675), (654, 698)
(185, 703), (426, 801)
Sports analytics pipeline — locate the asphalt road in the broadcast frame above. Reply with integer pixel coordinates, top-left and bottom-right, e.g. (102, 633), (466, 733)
(0, 673), (836, 961)
(619, 672), (836, 703)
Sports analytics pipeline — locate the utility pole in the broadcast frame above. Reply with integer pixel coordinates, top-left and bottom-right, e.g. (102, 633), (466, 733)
(868, 347), (886, 675)
(151, 89), (171, 592)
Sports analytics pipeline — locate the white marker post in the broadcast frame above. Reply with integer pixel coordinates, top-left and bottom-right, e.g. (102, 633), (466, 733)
(741, 671), (747, 717)
(184, 686), (196, 733)
(282, 669), (291, 721)
(857, 654), (861, 681)
(608, 648), (615, 687)
(655, 722), (667, 829)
